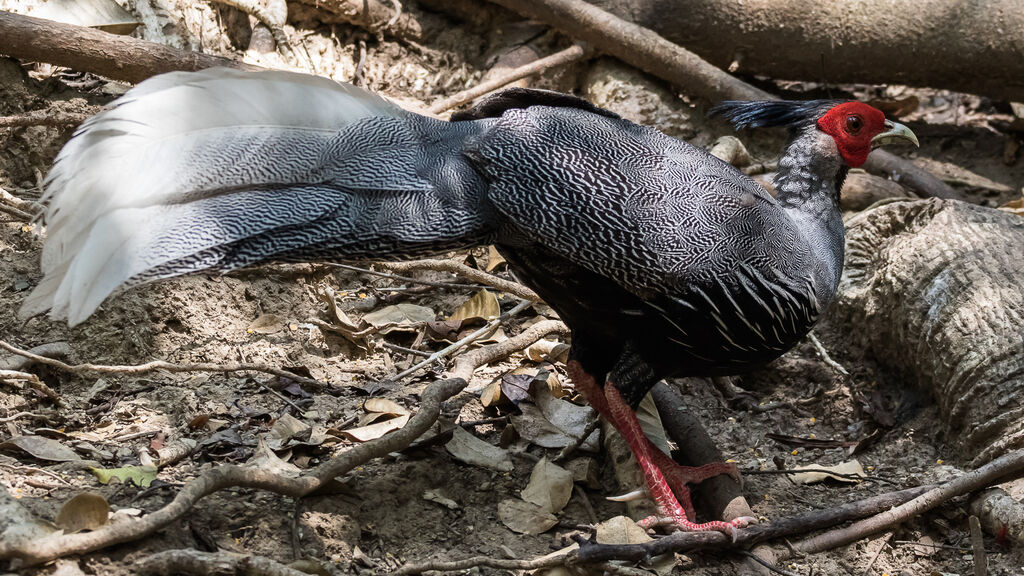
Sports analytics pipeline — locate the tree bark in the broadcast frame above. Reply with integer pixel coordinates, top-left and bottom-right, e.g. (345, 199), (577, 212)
(831, 200), (1024, 464)
(588, 0), (1024, 102)
(0, 11), (261, 84)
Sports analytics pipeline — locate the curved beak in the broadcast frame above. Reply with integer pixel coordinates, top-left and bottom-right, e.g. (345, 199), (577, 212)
(871, 120), (919, 149)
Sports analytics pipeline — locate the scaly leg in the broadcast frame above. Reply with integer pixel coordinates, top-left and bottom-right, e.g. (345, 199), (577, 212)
(604, 383), (754, 538)
(567, 361), (740, 519)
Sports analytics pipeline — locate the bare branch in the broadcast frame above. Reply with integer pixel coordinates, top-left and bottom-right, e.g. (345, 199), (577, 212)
(377, 259), (541, 301)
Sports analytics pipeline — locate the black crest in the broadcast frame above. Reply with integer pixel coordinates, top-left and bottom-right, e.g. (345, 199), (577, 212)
(450, 87), (620, 122)
(710, 100), (842, 130)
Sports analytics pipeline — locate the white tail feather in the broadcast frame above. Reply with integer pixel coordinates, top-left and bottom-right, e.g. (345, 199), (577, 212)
(23, 68), (405, 324)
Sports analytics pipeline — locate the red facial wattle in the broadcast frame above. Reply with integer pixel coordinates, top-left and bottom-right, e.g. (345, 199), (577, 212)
(816, 102), (888, 167)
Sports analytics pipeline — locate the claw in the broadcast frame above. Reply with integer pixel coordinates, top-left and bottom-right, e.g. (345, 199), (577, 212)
(606, 489), (648, 502)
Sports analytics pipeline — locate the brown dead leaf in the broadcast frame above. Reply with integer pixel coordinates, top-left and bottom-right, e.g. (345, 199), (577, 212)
(248, 313), (286, 334)
(636, 393), (671, 455)
(55, 493), (109, 533)
(485, 245), (507, 272)
(498, 498), (558, 535)
(525, 339), (570, 364)
(596, 515), (652, 544)
(362, 304), (435, 333)
(521, 457), (573, 514)
(449, 289), (500, 324)
(0, 435), (81, 462)
(445, 426), (513, 472)
(1000, 194), (1024, 217)
(339, 413), (410, 442)
(790, 460), (866, 484)
(247, 436), (302, 477)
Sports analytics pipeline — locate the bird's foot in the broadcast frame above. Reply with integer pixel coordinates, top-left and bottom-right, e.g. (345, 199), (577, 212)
(637, 514), (757, 542)
(659, 458), (743, 490)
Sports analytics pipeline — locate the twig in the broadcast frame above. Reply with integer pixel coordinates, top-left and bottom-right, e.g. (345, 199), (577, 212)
(138, 549), (309, 575)
(427, 44), (589, 115)
(391, 300), (533, 381)
(807, 332), (849, 376)
(574, 484), (933, 562)
(0, 11), (263, 85)
(735, 550), (802, 576)
(258, 384), (308, 413)
(859, 532), (893, 576)
(791, 448), (1024, 555)
(392, 552), (574, 576)
(330, 262), (486, 291)
(0, 339), (325, 391)
(742, 468), (901, 486)
(0, 341), (71, 371)
(376, 259), (541, 301)
(554, 413), (600, 463)
(0, 110), (93, 129)
(574, 485), (599, 525)
(969, 515), (987, 576)
(0, 411), (48, 424)
(448, 318), (567, 382)
(382, 342), (432, 358)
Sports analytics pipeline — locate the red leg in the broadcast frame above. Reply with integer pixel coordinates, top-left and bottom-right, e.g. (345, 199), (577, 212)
(605, 384), (753, 538)
(567, 361), (752, 537)
(568, 361), (741, 518)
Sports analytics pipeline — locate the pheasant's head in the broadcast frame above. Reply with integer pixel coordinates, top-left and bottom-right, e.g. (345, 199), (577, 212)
(713, 100), (919, 167)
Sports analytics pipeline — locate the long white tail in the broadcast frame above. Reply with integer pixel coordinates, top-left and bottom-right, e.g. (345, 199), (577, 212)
(22, 68), (492, 325)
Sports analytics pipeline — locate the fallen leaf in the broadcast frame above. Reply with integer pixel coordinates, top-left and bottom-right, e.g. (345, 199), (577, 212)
(521, 457), (573, 514)
(766, 433), (857, 449)
(89, 465), (158, 487)
(0, 435), (81, 462)
(423, 489), (459, 510)
(500, 369), (536, 405)
(363, 398), (410, 416)
(445, 426), (513, 472)
(636, 393), (671, 455)
(247, 437), (302, 477)
(317, 287), (370, 348)
(485, 245), (506, 272)
(248, 314), (286, 334)
(565, 457), (601, 489)
(55, 493), (109, 533)
(362, 303), (435, 333)
(790, 460), (866, 484)
(528, 336), (569, 358)
(498, 498), (558, 535)
(596, 515), (652, 544)
(1000, 194), (1024, 217)
(338, 413), (410, 442)
(449, 289), (500, 324)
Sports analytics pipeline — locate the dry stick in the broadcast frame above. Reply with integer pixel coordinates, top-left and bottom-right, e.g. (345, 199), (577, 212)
(390, 299), (536, 381)
(790, 448), (1024, 555)
(377, 259), (541, 301)
(483, 0), (957, 200)
(294, 0), (422, 41)
(0, 109), (93, 129)
(574, 484), (933, 562)
(969, 515), (987, 576)
(138, 549), (310, 576)
(330, 262), (486, 291)
(0, 322), (568, 566)
(0, 11), (263, 85)
(0, 339), (324, 391)
(807, 332), (850, 376)
(427, 44), (589, 115)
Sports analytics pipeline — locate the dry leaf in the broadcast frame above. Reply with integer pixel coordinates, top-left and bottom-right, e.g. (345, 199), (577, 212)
(521, 457), (573, 514)
(0, 435), (81, 462)
(596, 515), (653, 544)
(500, 369), (536, 405)
(480, 381), (507, 410)
(423, 489), (459, 510)
(636, 392), (671, 455)
(363, 398), (410, 416)
(1000, 194), (1024, 217)
(791, 460), (866, 484)
(338, 413), (410, 442)
(362, 303), (435, 333)
(247, 436), (302, 477)
(485, 245), (506, 272)
(248, 313), (286, 334)
(498, 498), (558, 535)
(449, 289), (501, 324)
(55, 493), (109, 533)
(525, 339), (570, 363)
(445, 426), (513, 472)
(565, 457), (600, 489)
(511, 382), (598, 450)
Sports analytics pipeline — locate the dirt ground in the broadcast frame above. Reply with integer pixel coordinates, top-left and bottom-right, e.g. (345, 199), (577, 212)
(2, 2), (1024, 575)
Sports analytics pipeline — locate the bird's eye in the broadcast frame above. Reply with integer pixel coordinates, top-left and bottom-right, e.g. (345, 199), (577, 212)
(846, 115), (863, 134)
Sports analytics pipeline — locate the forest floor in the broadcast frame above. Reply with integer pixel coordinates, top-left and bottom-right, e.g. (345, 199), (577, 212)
(2, 2), (1024, 575)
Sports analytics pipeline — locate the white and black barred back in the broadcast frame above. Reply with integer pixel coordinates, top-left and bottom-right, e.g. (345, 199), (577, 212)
(25, 71), (847, 407)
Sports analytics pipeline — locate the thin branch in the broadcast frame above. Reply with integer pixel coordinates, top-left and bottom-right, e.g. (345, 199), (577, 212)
(807, 332), (849, 376)
(391, 299), (534, 381)
(427, 44), (589, 115)
(139, 549), (309, 575)
(735, 550), (802, 576)
(392, 552), (574, 576)
(791, 448), (1024, 555)
(377, 259), (541, 301)
(330, 262), (487, 291)
(0, 339), (325, 391)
